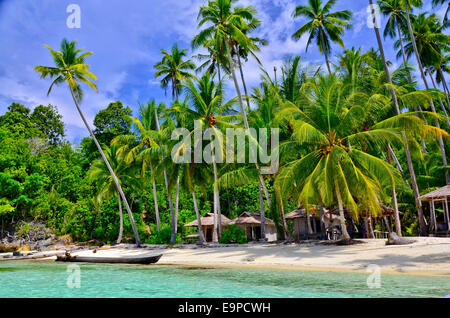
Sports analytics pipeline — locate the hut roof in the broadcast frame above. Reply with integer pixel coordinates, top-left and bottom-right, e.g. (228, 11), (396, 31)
(285, 208), (320, 219)
(184, 213), (231, 227)
(418, 185), (450, 201)
(229, 212), (275, 226)
(330, 203), (398, 217)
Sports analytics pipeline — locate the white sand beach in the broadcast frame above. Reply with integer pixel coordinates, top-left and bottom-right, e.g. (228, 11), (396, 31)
(46, 237), (450, 276)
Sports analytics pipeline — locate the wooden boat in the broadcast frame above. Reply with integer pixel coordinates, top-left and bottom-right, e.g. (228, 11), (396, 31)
(56, 253), (162, 264)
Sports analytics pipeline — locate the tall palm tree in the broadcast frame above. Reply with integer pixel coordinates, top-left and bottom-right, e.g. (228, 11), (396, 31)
(154, 44), (196, 99)
(112, 101), (163, 231)
(34, 38), (141, 246)
(378, 0), (412, 81)
(369, 0), (427, 235)
(87, 145), (141, 243)
(177, 72), (238, 242)
(291, 0), (353, 74)
(400, 10), (450, 183)
(193, 0), (271, 209)
(275, 74), (406, 241)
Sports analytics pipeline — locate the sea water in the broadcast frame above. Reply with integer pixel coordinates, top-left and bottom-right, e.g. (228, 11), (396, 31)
(0, 261), (449, 298)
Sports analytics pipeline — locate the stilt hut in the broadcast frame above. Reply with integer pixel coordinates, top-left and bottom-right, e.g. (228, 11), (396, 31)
(229, 212), (278, 242)
(184, 213), (231, 242)
(285, 208), (323, 240)
(419, 185), (450, 236)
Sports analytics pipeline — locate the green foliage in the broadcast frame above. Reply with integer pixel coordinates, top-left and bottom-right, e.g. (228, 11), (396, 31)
(219, 225), (247, 244)
(146, 226), (181, 244)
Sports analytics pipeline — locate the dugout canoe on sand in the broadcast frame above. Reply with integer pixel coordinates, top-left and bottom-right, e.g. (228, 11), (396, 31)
(56, 252), (162, 264)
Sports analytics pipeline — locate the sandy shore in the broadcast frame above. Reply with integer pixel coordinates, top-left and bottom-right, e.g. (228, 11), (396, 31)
(18, 237), (448, 276)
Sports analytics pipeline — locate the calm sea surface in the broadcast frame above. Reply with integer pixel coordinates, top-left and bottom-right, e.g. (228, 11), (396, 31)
(0, 260), (449, 298)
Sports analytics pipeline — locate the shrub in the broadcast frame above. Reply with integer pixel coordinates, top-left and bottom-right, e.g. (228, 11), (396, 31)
(219, 225), (247, 244)
(145, 226), (180, 245)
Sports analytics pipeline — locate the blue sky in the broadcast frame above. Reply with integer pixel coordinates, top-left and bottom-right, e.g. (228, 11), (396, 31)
(0, 0), (446, 143)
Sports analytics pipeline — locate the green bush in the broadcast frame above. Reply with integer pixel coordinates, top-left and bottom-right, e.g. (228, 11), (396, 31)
(145, 226), (180, 245)
(219, 225), (247, 244)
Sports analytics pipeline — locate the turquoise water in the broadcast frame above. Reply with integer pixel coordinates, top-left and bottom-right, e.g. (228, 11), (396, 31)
(0, 261), (449, 298)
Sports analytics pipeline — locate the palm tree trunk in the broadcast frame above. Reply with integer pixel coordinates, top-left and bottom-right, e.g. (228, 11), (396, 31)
(225, 39), (271, 206)
(149, 161), (161, 231)
(211, 142), (219, 244)
(386, 147), (402, 236)
(192, 191), (205, 244)
(403, 0), (449, 184)
(276, 190), (292, 241)
(69, 86), (141, 246)
(334, 180), (351, 241)
(235, 44), (251, 111)
(258, 181), (266, 240)
(319, 31), (332, 74)
(438, 68), (450, 112)
(154, 107), (177, 243)
(429, 71), (450, 129)
(174, 175), (180, 235)
(396, 20), (412, 83)
(117, 190), (123, 244)
(369, 0), (427, 236)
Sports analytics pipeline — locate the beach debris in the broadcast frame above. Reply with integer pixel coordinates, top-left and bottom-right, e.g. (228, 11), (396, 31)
(386, 232), (416, 246)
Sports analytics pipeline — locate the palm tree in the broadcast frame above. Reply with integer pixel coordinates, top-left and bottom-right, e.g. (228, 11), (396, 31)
(154, 44), (196, 99)
(378, 0), (412, 81)
(112, 101), (163, 231)
(275, 74), (406, 241)
(369, 0), (427, 235)
(34, 38), (141, 246)
(400, 10), (450, 183)
(193, 0), (271, 209)
(87, 145), (141, 243)
(291, 0), (353, 74)
(177, 72), (238, 242)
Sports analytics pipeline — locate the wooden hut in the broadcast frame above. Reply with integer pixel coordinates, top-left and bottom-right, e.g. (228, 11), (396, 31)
(184, 213), (231, 242)
(419, 185), (450, 235)
(229, 212), (278, 242)
(285, 208), (323, 240)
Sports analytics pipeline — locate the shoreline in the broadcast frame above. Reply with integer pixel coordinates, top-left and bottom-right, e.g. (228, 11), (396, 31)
(2, 237), (450, 277)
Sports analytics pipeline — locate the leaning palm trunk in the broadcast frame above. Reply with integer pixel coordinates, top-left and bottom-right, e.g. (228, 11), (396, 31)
(154, 108), (177, 243)
(386, 148), (402, 236)
(235, 45), (251, 111)
(369, 0), (427, 236)
(438, 68), (450, 112)
(334, 180), (351, 241)
(211, 142), (220, 243)
(396, 21), (412, 83)
(69, 86), (141, 246)
(403, 0), (449, 184)
(225, 39), (271, 206)
(149, 161), (161, 231)
(258, 181), (266, 240)
(320, 32), (332, 74)
(174, 175), (180, 235)
(428, 71), (450, 129)
(192, 191), (205, 244)
(117, 190), (123, 244)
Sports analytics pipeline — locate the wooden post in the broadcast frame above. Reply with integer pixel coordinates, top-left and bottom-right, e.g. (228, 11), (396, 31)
(445, 197), (450, 232)
(430, 200), (437, 234)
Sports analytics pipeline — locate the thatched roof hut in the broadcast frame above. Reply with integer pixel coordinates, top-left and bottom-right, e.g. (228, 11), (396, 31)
(229, 212), (275, 226)
(184, 213), (231, 227)
(229, 212), (277, 241)
(418, 185), (450, 234)
(418, 185), (450, 201)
